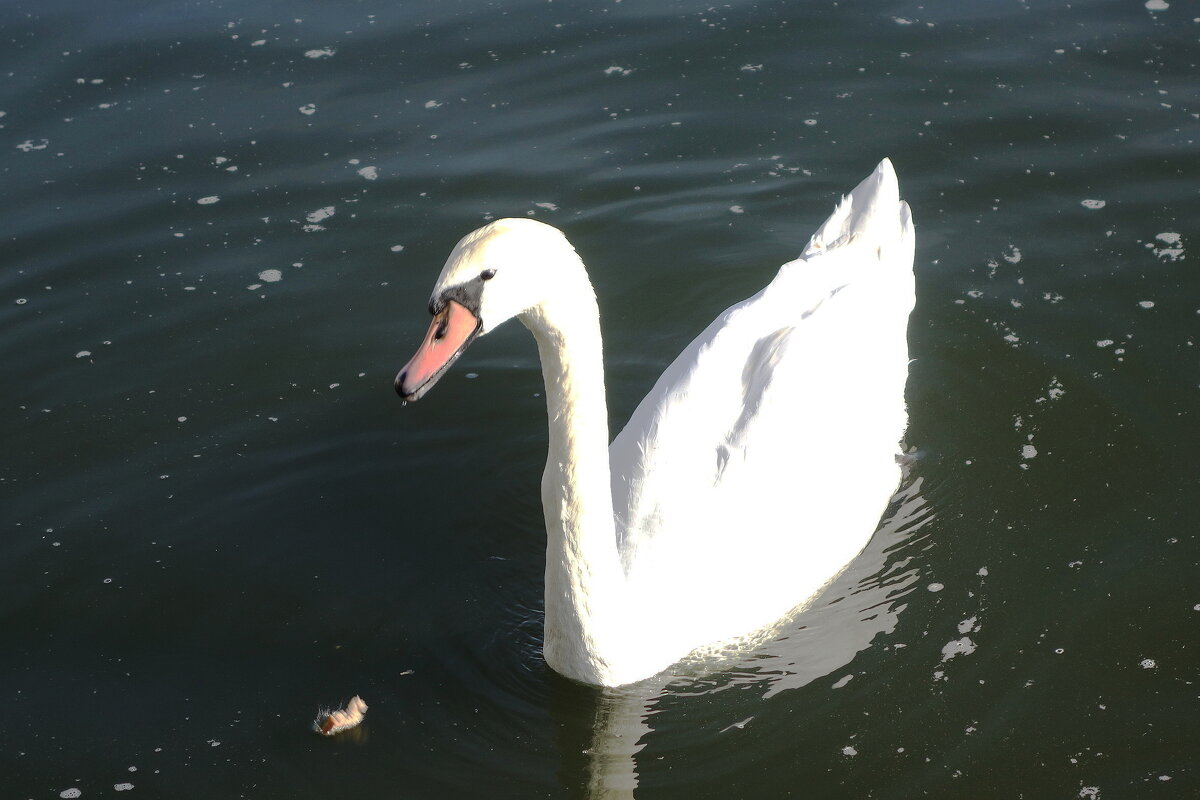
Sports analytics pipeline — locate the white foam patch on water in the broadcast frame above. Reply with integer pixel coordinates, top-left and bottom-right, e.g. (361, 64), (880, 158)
(76, 350), (91, 359)
(927, 582), (944, 592)
(60, 790), (82, 799)
(390, 244), (405, 253)
(306, 206), (335, 224)
(604, 65), (633, 76)
(17, 138), (50, 151)
(1003, 244), (1022, 263)
(1080, 199), (1105, 209)
(841, 745), (858, 756)
(1137, 300), (1155, 309)
(1139, 658), (1157, 669)
(1151, 232), (1184, 261)
(1022, 444), (1038, 460)
(941, 636), (977, 661)
(357, 166), (378, 180)
(298, 103), (317, 115)
(1145, 0), (1169, 10)
(1096, 339), (1114, 348)
(719, 716), (753, 732)
(114, 784), (134, 792)
(831, 674), (853, 689)
(258, 269), (282, 283)
(534, 201), (559, 211)
(305, 47), (336, 58)
(197, 195), (219, 205)
(424, 100), (443, 109)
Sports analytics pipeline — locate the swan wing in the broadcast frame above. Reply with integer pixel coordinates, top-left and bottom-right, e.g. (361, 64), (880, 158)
(609, 159), (914, 625)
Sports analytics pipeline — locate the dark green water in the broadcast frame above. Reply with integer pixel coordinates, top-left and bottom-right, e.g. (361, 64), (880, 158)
(3, 0), (1197, 797)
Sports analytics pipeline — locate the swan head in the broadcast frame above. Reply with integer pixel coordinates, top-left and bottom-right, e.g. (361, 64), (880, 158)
(395, 218), (587, 401)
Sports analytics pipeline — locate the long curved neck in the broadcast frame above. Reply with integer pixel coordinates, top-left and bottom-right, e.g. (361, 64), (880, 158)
(520, 276), (627, 686)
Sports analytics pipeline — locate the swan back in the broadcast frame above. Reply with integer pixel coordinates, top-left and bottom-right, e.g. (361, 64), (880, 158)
(608, 159), (915, 647)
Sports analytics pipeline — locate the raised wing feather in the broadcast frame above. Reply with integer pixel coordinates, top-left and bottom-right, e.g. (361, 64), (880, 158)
(608, 160), (914, 625)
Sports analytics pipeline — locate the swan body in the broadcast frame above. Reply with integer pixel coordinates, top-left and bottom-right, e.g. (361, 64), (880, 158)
(396, 159), (915, 686)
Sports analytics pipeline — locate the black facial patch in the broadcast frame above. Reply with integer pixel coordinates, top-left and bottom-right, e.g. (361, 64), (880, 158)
(429, 275), (487, 316)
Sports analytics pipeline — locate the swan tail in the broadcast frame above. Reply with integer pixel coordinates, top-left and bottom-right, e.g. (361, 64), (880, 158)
(802, 158), (906, 262)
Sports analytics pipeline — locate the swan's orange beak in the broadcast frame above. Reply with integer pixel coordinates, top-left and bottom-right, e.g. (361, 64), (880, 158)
(395, 300), (481, 401)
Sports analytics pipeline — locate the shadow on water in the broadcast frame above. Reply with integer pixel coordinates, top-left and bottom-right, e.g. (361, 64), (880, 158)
(544, 468), (936, 797)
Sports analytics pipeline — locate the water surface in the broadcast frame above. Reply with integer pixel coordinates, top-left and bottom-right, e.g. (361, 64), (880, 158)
(3, 0), (1197, 796)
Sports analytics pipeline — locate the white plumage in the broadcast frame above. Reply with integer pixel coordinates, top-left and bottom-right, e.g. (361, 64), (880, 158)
(397, 159), (915, 686)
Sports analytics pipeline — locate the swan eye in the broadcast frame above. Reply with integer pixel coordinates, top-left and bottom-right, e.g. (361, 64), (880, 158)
(433, 319), (448, 341)
(480, 269), (497, 281)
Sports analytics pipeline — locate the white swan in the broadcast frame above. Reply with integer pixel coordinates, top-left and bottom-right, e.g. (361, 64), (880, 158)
(396, 159), (915, 687)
